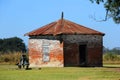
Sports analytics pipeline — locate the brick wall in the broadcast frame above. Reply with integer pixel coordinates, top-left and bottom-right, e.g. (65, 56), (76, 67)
(63, 35), (103, 67)
(28, 37), (63, 67)
(28, 34), (103, 67)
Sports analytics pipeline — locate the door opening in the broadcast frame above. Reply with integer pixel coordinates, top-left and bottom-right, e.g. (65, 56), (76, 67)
(79, 45), (87, 66)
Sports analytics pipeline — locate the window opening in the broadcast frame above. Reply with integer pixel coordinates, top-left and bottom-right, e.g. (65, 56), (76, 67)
(42, 40), (50, 62)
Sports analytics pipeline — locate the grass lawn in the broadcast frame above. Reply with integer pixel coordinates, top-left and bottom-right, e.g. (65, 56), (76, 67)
(0, 64), (120, 80)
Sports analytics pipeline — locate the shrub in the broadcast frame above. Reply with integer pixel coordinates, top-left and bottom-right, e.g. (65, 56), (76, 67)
(0, 52), (27, 64)
(104, 53), (118, 61)
(103, 53), (120, 64)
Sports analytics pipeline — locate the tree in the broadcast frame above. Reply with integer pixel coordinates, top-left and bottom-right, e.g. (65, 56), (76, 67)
(0, 37), (26, 53)
(103, 47), (120, 55)
(90, 0), (120, 24)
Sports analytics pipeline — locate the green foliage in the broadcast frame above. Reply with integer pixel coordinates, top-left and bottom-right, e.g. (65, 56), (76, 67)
(90, 0), (104, 4)
(0, 52), (23, 64)
(103, 53), (120, 64)
(90, 0), (120, 24)
(0, 37), (26, 53)
(103, 53), (120, 61)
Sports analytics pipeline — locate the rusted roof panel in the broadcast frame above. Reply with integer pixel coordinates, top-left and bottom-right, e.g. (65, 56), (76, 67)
(25, 19), (105, 36)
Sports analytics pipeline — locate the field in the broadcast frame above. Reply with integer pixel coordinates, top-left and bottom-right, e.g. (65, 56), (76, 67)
(0, 64), (120, 80)
(0, 53), (120, 80)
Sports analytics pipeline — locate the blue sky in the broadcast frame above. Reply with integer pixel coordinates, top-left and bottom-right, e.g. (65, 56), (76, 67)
(0, 0), (120, 49)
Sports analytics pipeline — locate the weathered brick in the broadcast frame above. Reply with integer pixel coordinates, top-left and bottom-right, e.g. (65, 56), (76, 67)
(28, 35), (103, 67)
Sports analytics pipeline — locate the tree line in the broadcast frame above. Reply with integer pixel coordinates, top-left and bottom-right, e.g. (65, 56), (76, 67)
(103, 47), (120, 55)
(0, 37), (26, 53)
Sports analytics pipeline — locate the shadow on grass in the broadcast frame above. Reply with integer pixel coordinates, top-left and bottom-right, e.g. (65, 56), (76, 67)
(15, 67), (42, 70)
(25, 68), (32, 70)
(15, 68), (33, 70)
(103, 66), (120, 68)
(25, 68), (42, 70)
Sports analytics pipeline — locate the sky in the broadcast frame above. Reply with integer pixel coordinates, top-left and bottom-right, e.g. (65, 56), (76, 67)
(0, 0), (120, 49)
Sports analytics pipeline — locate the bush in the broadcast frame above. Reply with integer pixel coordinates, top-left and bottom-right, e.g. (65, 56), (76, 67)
(103, 53), (120, 64)
(104, 53), (118, 61)
(0, 52), (27, 64)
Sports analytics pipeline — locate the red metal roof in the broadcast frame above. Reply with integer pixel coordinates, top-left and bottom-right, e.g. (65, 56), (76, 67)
(25, 18), (105, 36)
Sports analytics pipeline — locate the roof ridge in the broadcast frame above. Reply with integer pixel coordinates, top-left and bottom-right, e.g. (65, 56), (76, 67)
(25, 18), (105, 36)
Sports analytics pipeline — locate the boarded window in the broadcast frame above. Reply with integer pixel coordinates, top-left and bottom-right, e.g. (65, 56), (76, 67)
(42, 40), (50, 62)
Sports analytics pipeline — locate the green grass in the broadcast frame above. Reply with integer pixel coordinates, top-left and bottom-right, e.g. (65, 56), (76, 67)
(0, 64), (120, 80)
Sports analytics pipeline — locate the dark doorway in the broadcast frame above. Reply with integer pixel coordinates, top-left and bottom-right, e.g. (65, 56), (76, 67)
(79, 45), (87, 66)
(64, 43), (78, 67)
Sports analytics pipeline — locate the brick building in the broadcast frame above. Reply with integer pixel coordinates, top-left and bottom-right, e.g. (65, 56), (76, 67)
(25, 14), (105, 67)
